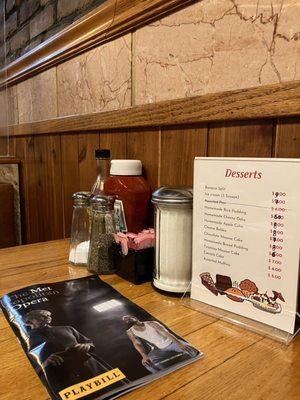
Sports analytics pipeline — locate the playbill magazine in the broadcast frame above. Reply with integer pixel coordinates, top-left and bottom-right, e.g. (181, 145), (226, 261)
(1, 275), (202, 400)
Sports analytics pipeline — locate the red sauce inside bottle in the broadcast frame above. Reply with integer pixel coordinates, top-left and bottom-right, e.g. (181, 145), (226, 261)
(104, 175), (151, 233)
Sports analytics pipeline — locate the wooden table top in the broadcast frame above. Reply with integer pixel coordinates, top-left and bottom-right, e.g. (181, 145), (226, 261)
(0, 240), (299, 400)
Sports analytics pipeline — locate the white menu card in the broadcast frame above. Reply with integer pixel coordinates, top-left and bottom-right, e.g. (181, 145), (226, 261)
(191, 158), (300, 334)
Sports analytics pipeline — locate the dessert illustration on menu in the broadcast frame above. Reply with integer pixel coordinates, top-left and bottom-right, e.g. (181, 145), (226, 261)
(200, 273), (285, 314)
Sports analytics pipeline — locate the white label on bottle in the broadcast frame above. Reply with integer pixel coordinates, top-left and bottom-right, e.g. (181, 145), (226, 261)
(114, 200), (127, 233)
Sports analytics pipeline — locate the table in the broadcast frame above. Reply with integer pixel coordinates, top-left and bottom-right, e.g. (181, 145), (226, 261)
(0, 240), (299, 400)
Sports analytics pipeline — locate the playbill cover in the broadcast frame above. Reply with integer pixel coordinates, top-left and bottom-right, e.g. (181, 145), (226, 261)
(0, 275), (202, 400)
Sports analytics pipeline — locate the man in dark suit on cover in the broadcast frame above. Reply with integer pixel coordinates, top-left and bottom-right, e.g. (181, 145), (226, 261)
(23, 309), (107, 391)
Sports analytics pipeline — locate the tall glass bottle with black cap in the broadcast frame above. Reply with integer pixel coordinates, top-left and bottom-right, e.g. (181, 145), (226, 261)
(91, 149), (111, 195)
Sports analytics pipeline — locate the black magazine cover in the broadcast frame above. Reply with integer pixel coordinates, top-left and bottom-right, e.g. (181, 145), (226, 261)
(0, 275), (202, 400)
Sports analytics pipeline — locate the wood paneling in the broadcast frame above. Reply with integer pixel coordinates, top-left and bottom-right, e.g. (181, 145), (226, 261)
(78, 133), (100, 191)
(15, 137), (39, 243)
(0, 139), (8, 156)
(9, 117), (300, 245)
(100, 131), (127, 159)
(208, 120), (274, 157)
(160, 125), (207, 187)
(34, 135), (64, 242)
(274, 117), (300, 158)
(127, 128), (160, 191)
(61, 132), (100, 236)
(61, 134), (80, 237)
(7, 80), (300, 137)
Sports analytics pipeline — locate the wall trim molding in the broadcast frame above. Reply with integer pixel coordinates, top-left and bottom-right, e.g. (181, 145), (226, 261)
(6, 80), (300, 137)
(0, 0), (196, 88)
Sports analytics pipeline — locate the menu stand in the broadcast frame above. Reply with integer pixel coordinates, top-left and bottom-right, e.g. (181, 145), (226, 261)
(182, 282), (300, 345)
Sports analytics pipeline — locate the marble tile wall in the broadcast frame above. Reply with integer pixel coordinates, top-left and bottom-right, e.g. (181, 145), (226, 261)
(3, 0), (300, 123)
(17, 68), (57, 123)
(135, 0), (300, 104)
(57, 34), (131, 117)
(0, 86), (18, 130)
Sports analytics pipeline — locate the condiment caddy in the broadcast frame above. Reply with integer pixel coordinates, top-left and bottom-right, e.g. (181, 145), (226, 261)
(68, 150), (154, 278)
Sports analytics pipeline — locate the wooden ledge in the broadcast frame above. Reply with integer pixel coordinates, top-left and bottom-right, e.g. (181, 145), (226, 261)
(0, 157), (20, 164)
(0, 0), (196, 88)
(6, 80), (300, 137)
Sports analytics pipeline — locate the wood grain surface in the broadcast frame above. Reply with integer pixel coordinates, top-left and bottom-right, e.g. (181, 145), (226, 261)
(34, 135), (64, 242)
(6, 81), (300, 137)
(208, 120), (274, 157)
(0, 240), (299, 400)
(127, 128), (160, 191)
(160, 125), (207, 187)
(61, 132), (101, 236)
(275, 118), (300, 158)
(7, 115), (300, 245)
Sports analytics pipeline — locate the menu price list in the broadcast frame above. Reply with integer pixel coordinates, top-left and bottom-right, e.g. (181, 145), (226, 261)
(268, 191), (286, 281)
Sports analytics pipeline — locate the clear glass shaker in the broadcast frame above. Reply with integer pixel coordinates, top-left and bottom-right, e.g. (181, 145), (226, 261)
(87, 195), (116, 274)
(151, 187), (193, 293)
(69, 192), (91, 266)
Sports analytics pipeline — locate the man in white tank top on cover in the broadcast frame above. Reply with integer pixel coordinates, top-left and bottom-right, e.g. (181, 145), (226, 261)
(122, 315), (198, 373)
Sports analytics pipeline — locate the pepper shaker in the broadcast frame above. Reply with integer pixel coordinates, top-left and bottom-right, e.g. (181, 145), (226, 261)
(87, 195), (116, 274)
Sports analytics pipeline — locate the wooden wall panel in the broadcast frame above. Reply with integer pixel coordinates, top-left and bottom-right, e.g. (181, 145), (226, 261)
(100, 131), (127, 159)
(126, 128), (160, 227)
(61, 134), (80, 237)
(15, 137), (39, 243)
(126, 128), (160, 192)
(208, 120), (274, 157)
(0, 136), (16, 157)
(61, 132), (100, 237)
(0, 137), (9, 156)
(274, 117), (300, 158)
(160, 125), (208, 187)
(34, 135), (64, 242)
(78, 133), (100, 191)
(8, 117), (300, 246)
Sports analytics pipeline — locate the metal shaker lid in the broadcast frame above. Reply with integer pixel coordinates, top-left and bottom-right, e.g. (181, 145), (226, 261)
(72, 192), (91, 205)
(90, 194), (115, 210)
(151, 187), (193, 205)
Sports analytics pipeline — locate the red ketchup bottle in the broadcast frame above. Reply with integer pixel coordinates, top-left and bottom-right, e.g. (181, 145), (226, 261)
(104, 160), (151, 233)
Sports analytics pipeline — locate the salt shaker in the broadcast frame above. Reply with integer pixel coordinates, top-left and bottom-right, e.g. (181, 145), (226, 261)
(151, 187), (193, 293)
(87, 195), (116, 274)
(69, 192), (91, 266)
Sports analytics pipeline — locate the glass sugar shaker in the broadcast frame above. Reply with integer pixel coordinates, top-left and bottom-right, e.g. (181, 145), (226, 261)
(87, 195), (117, 274)
(69, 192), (92, 267)
(151, 187), (193, 293)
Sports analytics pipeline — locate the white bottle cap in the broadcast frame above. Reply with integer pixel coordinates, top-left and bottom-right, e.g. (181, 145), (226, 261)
(110, 160), (142, 176)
